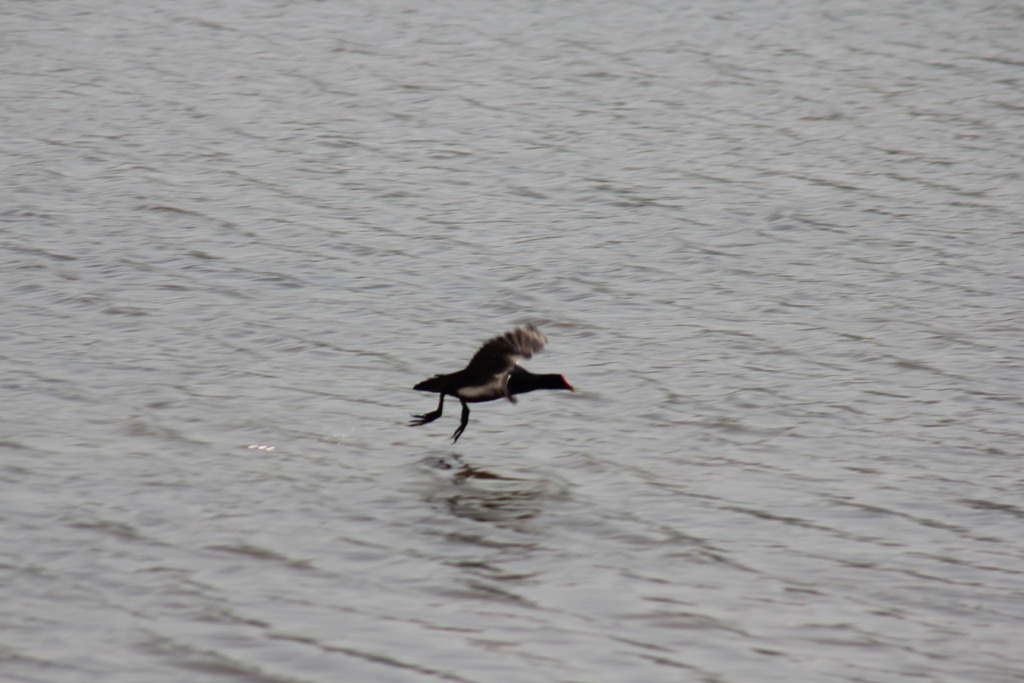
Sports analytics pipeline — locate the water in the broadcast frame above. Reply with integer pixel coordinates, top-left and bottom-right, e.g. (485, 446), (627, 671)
(3, 0), (1023, 681)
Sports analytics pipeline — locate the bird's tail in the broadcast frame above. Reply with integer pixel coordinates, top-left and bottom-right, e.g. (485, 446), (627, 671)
(413, 375), (447, 392)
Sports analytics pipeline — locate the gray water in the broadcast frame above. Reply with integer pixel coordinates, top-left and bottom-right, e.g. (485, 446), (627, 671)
(3, 1), (1023, 681)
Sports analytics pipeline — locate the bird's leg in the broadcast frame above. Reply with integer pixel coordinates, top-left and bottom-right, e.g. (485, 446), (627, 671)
(410, 394), (444, 426)
(451, 399), (470, 443)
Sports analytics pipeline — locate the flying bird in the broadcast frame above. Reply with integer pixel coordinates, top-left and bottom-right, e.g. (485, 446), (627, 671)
(409, 325), (574, 442)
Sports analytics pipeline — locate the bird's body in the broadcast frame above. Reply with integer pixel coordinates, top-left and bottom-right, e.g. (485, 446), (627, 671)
(410, 326), (573, 442)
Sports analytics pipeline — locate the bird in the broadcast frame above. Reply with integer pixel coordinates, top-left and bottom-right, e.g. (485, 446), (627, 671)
(409, 325), (574, 442)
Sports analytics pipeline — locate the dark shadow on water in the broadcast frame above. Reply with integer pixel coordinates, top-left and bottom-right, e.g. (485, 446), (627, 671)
(418, 453), (570, 525)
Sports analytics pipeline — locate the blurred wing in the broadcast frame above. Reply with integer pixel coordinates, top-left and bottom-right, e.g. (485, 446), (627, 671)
(463, 325), (547, 378)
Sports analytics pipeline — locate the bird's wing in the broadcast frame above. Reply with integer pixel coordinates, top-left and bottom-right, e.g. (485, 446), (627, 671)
(463, 325), (548, 378)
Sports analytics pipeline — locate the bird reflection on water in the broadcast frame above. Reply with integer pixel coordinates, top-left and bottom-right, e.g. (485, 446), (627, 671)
(420, 454), (568, 524)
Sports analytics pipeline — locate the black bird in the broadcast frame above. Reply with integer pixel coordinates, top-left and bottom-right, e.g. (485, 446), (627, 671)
(409, 325), (574, 442)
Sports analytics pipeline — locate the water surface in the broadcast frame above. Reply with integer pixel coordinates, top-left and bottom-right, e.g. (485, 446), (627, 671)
(3, 1), (1023, 681)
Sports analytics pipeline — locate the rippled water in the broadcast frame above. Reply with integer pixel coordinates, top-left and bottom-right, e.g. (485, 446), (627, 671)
(3, 1), (1024, 681)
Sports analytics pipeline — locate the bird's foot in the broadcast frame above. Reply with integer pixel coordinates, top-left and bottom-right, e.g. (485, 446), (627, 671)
(409, 410), (442, 427)
(451, 400), (470, 443)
